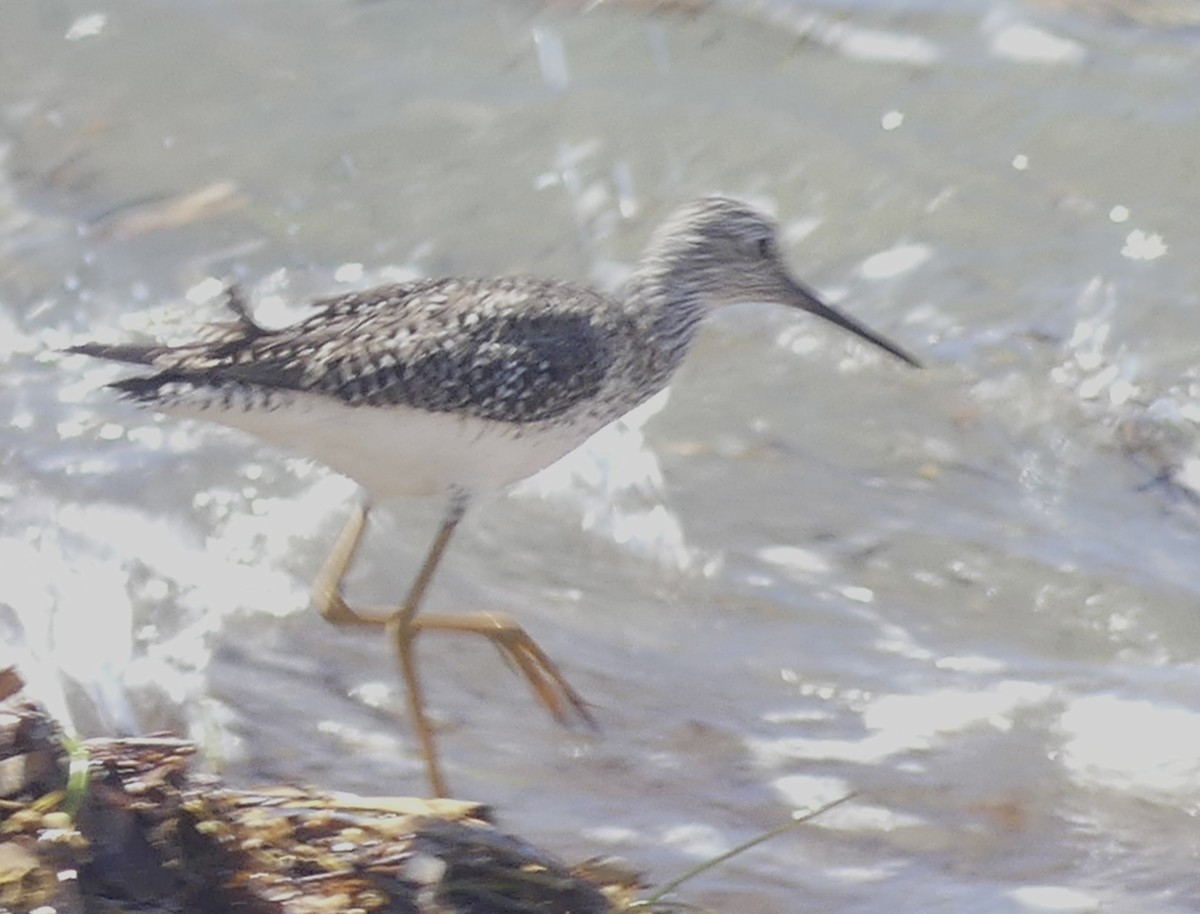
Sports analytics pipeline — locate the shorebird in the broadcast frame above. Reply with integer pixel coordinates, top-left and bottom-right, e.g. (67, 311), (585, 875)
(69, 197), (920, 796)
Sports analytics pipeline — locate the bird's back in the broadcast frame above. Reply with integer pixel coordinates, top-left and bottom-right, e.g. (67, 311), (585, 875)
(74, 277), (634, 427)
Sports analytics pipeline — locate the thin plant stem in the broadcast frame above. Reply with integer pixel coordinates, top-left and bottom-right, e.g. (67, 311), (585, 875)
(632, 792), (859, 909)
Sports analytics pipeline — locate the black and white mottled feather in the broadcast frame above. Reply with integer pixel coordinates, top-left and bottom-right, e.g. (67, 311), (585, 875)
(68, 197), (919, 498)
(73, 278), (625, 424)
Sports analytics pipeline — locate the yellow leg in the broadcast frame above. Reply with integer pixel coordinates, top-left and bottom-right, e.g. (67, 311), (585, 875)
(311, 496), (594, 798)
(412, 612), (596, 729)
(311, 500), (378, 627)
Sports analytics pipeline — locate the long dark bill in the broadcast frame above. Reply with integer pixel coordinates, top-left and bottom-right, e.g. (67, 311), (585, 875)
(788, 279), (922, 368)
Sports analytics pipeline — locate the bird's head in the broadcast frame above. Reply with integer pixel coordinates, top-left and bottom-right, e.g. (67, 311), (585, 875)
(640, 197), (921, 368)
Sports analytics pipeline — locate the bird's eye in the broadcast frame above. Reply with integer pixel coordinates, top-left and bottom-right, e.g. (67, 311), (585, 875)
(756, 237), (772, 259)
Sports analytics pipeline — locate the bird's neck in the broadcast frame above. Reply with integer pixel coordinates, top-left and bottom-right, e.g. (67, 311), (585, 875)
(621, 259), (709, 383)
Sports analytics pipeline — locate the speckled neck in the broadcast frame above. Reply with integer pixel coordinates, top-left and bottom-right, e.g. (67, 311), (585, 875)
(619, 248), (711, 394)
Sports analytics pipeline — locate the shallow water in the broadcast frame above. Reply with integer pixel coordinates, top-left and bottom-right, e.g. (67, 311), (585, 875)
(3, 1), (1200, 911)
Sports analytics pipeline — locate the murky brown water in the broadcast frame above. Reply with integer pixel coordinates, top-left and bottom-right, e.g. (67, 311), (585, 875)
(3, 1), (1200, 911)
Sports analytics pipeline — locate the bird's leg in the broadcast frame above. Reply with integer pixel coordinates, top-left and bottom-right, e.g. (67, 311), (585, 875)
(311, 492), (595, 797)
(387, 490), (594, 733)
(311, 500), (382, 627)
(411, 611), (596, 730)
(310, 498), (450, 794)
(384, 495), (468, 799)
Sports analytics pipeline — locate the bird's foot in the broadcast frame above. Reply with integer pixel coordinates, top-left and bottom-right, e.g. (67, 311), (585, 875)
(409, 611), (597, 731)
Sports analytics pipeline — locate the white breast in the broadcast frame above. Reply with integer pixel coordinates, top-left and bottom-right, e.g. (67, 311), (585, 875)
(161, 391), (597, 498)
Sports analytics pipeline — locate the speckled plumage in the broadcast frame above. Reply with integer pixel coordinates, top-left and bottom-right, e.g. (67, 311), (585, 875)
(70, 197), (919, 491)
(67, 197), (921, 798)
(96, 278), (627, 424)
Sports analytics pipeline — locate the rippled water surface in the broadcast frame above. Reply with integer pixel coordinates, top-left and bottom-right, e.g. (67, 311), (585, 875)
(3, 1), (1200, 911)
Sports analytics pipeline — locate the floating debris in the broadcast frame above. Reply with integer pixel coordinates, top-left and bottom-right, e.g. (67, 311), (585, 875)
(0, 668), (639, 914)
(89, 180), (247, 240)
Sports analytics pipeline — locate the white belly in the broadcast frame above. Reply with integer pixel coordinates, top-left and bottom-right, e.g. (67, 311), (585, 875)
(164, 392), (596, 498)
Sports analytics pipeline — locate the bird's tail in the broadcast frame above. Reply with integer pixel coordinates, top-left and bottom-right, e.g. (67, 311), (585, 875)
(64, 341), (164, 365)
(64, 283), (263, 367)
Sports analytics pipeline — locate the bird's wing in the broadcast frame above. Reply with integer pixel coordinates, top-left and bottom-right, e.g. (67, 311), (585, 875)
(83, 279), (620, 424)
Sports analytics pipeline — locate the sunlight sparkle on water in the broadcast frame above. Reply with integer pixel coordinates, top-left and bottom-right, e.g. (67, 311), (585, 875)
(1059, 694), (1200, 799)
(1121, 228), (1167, 261)
(841, 585), (874, 604)
(515, 388), (694, 569)
(185, 277), (226, 305)
(1008, 885), (1100, 912)
(532, 26), (569, 92)
(64, 13), (107, 41)
(348, 681), (394, 710)
(335, 262), (365, 283)
(660, 823), (729, 859)
(770, 772), (852, 809)
(757, 545), (831, 577)
(751, 682), (1053, 769)
(823, 23), (939, 65)
(986, 14), (1085, 64)
(775, 776), (926, 835)
(858, 243), (931, 281)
